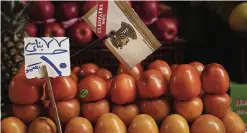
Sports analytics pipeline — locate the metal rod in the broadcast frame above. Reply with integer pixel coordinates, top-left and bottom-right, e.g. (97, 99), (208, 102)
(42, 66), (62, 133)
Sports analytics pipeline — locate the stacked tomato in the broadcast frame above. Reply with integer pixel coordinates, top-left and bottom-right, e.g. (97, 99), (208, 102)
(2, 60), (246, 133)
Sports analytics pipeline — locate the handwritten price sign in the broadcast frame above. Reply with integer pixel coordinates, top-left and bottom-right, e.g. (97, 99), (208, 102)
(24, 37), (71, 79)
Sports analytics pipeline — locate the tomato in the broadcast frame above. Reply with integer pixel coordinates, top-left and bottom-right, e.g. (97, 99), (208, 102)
(140, 98), (170, 124)
(191, 114), (226, 133)
(71, 72), (79, 83)
(72, 66), (80, 74)
(221, 111), (246, 133)
(95, 68), (113, 80)
(18, 62), (25, 73)
(78, 63), (99, 78)
(201, 63), (229, 94)
(79, 75), (107, 102)
(9, 73), (42, 104)
(12, 104), (41, 124)
(1, 117), (27, 133)
(46, 76), (77, 101)
(189, 61), (205, 76)
(137, 69), (168, 99)
(202, 93), (231, 118)
(148, 60), (172, 81)
(28, 117), (56, 133)
(106, 78), (113, 97)
(170, 64), (178, 72)
(112, 103), (140, 126)
(118, 63), (143, 81)
(64, 117), (93, 133)
(81, 99), (110, 125)
(110, 73), (136, 104)
(169, 64), (201, 100)
(174, 97), (203, 123)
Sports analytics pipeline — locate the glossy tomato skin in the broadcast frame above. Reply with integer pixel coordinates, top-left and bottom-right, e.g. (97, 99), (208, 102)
(221, 111), (246, 133)
(48, 98), (80, 125)
(1, 117), (27, 133)
(12, 104), (41, 124)
(170, 64), (178, 72)
(95, 68), (113, 80)
(78, 63), (99, 78)
(160, 114), (190, 133)
(64, 117), (93, 133)
(106, 78), (113, 97)
(169, 64), (201, 100)
(47, 76), (77, 101)
(189, 61), (205, 76)
(81, 99), (110, 125)
(191, 114), (226, 133)
(202, 93), (231, 118)
(118, 63), (143, 81)
(112, 103), (140, 127)
(28, 117), (56, 133)
(201, 63), (229, 94)
(137, 70), (168, 99)
(9, 73), (42, 104)
(140, 98), (170, 124)
(79, 75), (107, 102)
(174, 97), (203, 123)
(148, 60), (172, 81)
(110, 73), (136, 104)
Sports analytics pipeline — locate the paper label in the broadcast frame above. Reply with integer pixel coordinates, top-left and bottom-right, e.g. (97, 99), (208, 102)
(83, 1), (161, 69)
(24, 37), (71, 79)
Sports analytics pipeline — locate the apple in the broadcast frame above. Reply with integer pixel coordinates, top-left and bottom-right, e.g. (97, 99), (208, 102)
(69, 21), (93, 45)
(81, 99), (110, 125)
(132, 1), (159, 25)
(140, 98), (170, 124)
(79, 75), (107, 102)
(137, 69), (168, 99)
(152, 18), (178, 40)
(81, 1), (98, 16)
(202, 93), (231, 118)
(112, 103), (140, 127)
(169, 64), (201, 100)
(30, 1), (55, 21)
(174, 97), (203, 123)
(48, 98), (80, 125)
(148, 60), (172, 81)
(201, 63), (229, 94)
(24, 23), (38, 37)
(118, 63), (143, 81)
(110, 73), (136, 104)
(57, 2), (79, 21)
(95, 68), (113, 80)
(43, 23), (65, 37)
(78, 63), (99, 78)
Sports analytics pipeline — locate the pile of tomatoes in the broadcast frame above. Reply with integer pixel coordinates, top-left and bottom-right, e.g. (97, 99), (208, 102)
(2, 60), (246, 133)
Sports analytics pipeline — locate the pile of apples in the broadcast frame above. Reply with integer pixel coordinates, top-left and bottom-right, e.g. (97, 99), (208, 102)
(2, 60), (246, 133)
(24, 1), (179, 47)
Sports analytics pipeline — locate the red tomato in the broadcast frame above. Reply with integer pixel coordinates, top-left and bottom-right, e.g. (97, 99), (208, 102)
(95, 68), (113, 80)
(148, 60), (172, 81)
(174, 97), (203, 123)
(169, 64), (201, 100)
(111, 73), (136, 104)
(170, 64), (178, 72)
(79, 75), (107, 102)
(106, 78), (113, 96)
(78, 63), (99, 78)
(72, 66), (80, 74)
(46, 76), (77, 101)
(189, 61), (205, 76)
(118, 63), (143, 81)
(202, 93), (231, 118)
(201, 63), (229, 94)
(137, 70), (168, 99)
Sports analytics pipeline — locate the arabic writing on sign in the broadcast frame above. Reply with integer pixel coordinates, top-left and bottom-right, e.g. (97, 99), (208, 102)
(24, 37), (71, 79)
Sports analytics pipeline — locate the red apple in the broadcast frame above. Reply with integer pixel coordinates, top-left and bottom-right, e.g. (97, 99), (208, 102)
(31, 1), (55, 21)
(57, 2), (79, 21)
(169, 64), (201, 100)
(148, 60), (172, 81)
(112, 103), (140, 127)
(24, 23), (38, 37)
(81, 99), (110, 125)
(43, 23), (65, 37)
(132, 1), (159, 25)
(137, 69), (168, 99)
(81, 1), (98, 16)
(110, 73), (136, 104)
(201, 63), (229, 95)
(152, 18), (178, 40)
(68, 21), (93, 45)
(78, 63), (99, 78)
(203, 93), (231, 118)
